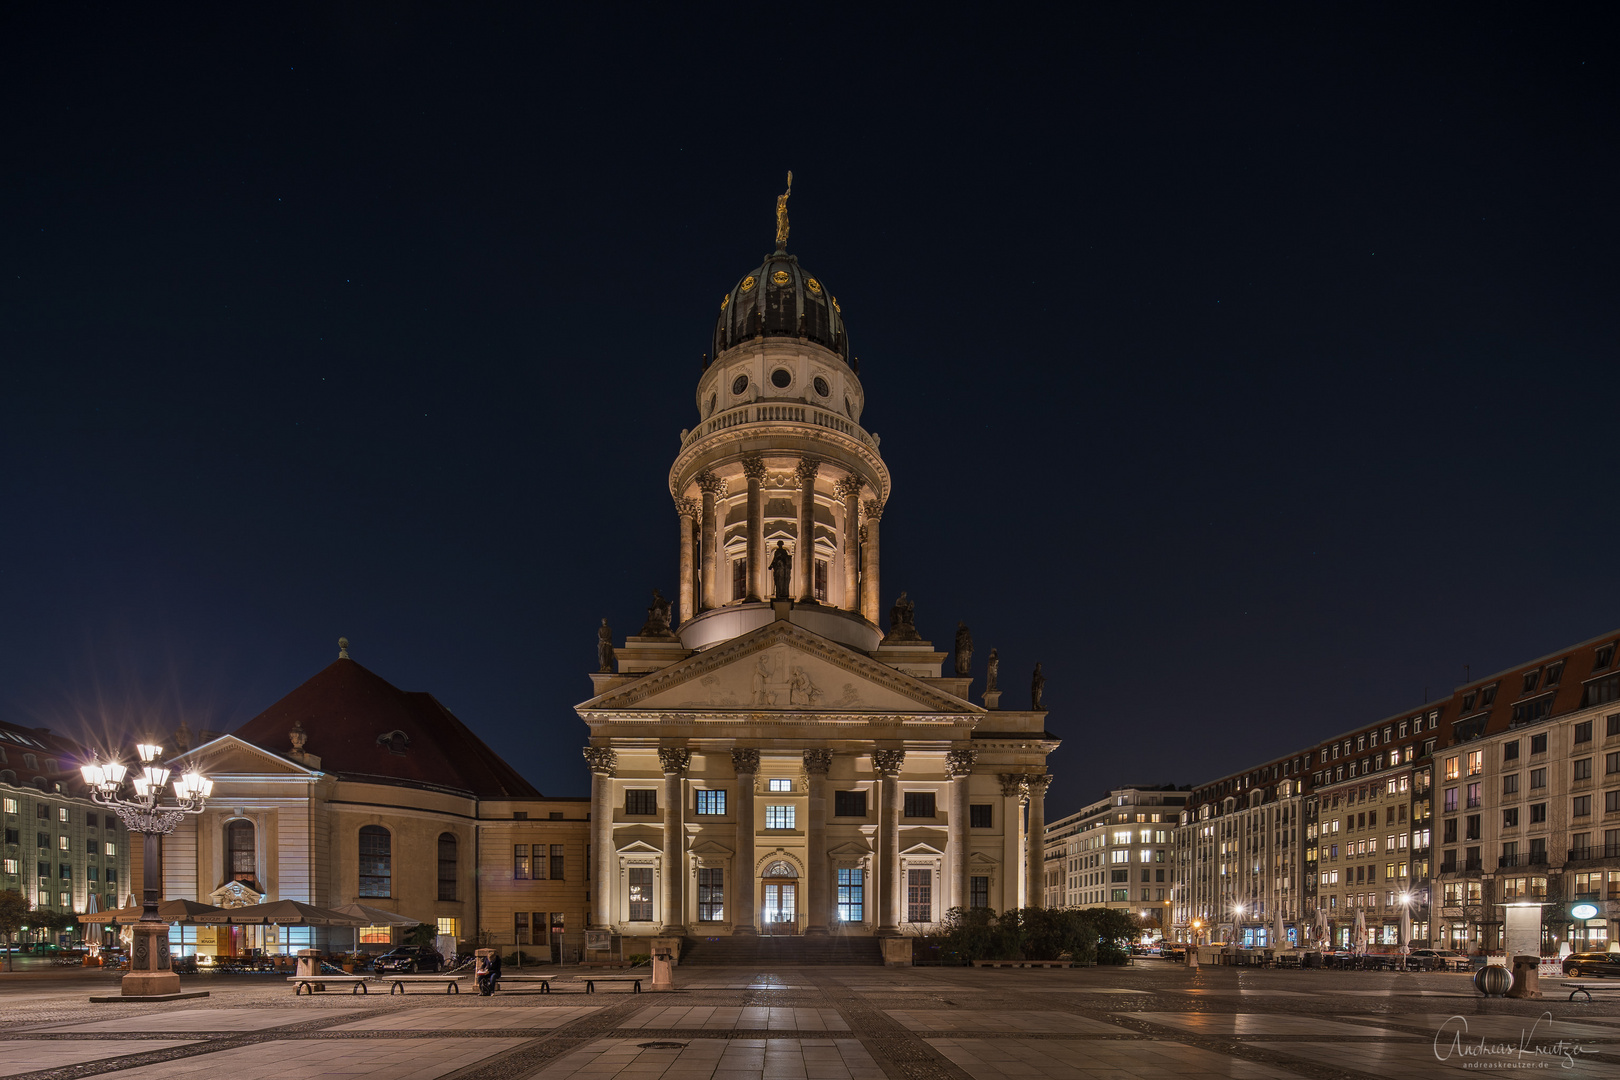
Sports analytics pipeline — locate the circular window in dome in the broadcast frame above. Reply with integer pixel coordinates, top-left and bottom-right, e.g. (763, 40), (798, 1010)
(732, 374), (749, 395)
(771, 270), (791, 286)
(740, 275), (757, 292)
(806, 277), (823, 294)
(813, 376), (830, 397)
(770, 368), (792, 389)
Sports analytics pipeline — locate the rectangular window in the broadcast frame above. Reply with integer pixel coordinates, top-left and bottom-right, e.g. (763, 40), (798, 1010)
(1465, 815), (1481, 840)
(1503, 774), (1519, 795)
(698, 866), (724, 921)
(1112, 889), (1129, 902)
(732, 558), (748, 601)
(1605, 790), (1620, 814)
(625, 790), (657, 815)
(550, 845), (565, 880)
(35, 805), (48, 820)
(1466, 783), (1481, 808)
(1503, 740), (1520, 761)
(58, 836), (68, 851)
(1444, 757), (1460, 780)
(1530, 768), (1547, 789)
(1467, 751), (1483, 776)
(838, 867), (865, 922)
(1607, 752), (1620, 776)
(1531, 802), (1547, 823)
(514, 911), (530, 945)
(1575, 758), (1593, 781)
(906, 867), (932, 922)
(768, 778), (792, 792)
(970, 803), (994, 828)
(628, 867), (654, 922)
(514, 844), (529, 879)
(438, 917), (460, 937)
(1, 858), (15, 875)
(1, 798), (15, 814)
(1531, 733), (1548, 755)
(57, 808), (68, 823)
(903, 792), (936, 818)
(766, 805), (796, 829)
(969, 875), (989, 910)
(1587, 675), (1620, 708)
(1575, 720), (1593, 743)
(834, 790), (867, 817)
(58, 863), (71, 879)
(695, 789), (727, 815)
(1574, 795), (1592, 818)
(1444, 788), (1458, 812)
(1503, 807), (1519, 828)
(814, 559), (828, 603)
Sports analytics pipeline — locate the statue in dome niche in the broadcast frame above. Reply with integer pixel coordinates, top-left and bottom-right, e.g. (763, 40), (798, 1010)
(954, 621), (973, 677)
(769, 540), (792, 600)
(1031, 662), (1045, 710)
(640, 588), (673, 637)
(597, 618), (615, 673)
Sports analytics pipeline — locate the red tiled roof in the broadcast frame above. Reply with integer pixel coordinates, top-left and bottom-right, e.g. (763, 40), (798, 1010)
(231, 658), (540, 798)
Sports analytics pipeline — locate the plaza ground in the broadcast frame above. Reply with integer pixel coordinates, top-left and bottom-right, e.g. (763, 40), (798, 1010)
(0, 959), (1616, 1080)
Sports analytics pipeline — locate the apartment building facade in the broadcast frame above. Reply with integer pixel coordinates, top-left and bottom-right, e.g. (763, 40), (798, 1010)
(1044, 785), (1187, 934)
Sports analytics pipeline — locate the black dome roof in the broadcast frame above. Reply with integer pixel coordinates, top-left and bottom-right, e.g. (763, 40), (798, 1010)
(710, 253), (849, 364)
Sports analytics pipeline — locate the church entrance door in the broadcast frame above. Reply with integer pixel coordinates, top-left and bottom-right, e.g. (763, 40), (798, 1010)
(762, 882), (797, 934)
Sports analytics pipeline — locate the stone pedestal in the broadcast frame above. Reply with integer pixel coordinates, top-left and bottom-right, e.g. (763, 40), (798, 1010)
(881, 937), (913, 967)
(295, 949), (319, 978)
(651, 936), (683, 967)
(652, 947), (675, 991)
(1506, 955), (1541, 999)
(122, 923), (180, 997)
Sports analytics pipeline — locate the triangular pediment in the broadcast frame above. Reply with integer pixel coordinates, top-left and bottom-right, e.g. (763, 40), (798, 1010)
(208, 880), (264, 908)
(901, 841), (946, 857)
(578, 619), (981, 717)
(616, 838), (664, 855)
(829, 840), (872, 857)
(967, 850), (1000, 866)
(181, 735), (321, 777)
(690, 839), (734, 857)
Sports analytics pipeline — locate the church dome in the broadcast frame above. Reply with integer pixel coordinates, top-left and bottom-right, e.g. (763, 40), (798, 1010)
(711, 253), (850, 365)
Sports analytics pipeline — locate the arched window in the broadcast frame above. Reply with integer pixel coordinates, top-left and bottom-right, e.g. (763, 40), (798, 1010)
(437, 833), (457, 901)
(226, 819), (256, 884)
(358, 825), (392, 898)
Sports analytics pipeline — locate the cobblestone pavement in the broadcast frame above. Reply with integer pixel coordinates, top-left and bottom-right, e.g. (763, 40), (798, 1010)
(0, 963), (1616, 1080)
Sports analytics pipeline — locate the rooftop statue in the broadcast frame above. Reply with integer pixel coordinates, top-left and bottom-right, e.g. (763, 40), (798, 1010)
(597, 618), (615, 673)
(1031, 662), (1045, 710)
(640, 588), (673, 638)
(775, 171), (792, 251)
(884, 591), (921, 643)
(986, 648), (999, 691)
(954, 621), (973, 677)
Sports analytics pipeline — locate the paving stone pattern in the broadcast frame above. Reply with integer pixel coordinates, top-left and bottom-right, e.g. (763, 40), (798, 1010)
(0, 964), (1616, 1080)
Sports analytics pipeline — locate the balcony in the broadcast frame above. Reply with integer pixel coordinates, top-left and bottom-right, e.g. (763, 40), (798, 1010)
(1567, 844), (1620, 862)
(1497, 853), (1550, 868)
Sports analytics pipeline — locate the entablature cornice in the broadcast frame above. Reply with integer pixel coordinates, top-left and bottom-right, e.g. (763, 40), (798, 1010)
(669, 423), (889, 503)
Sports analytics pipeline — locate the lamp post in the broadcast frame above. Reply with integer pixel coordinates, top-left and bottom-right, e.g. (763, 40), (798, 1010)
(80, 742), (211, 998)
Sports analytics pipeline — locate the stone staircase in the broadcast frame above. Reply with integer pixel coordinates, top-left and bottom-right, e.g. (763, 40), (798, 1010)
(680, 934), (884, 965)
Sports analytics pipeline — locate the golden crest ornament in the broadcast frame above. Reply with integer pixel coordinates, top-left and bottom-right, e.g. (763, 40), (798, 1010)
(720, 293), (729, 309)
(771, 270), (791, 285)
(740, 275), (757, 292)
(806, 277), (823, 294)
(831, 296), (841, 312)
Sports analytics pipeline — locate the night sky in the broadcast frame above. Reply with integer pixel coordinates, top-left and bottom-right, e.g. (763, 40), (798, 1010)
(3, 7), (1616, 820)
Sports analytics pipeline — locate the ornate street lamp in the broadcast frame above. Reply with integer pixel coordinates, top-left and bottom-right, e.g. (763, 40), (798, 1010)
(81, 742), (211, 998)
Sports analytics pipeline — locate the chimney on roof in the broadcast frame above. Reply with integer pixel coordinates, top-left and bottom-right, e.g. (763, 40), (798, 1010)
(338, 637), (350, 659)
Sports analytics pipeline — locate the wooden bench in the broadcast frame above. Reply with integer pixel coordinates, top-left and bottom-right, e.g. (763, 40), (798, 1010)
(379, 974), (466, 995)
(492, 974), (559, 993)
(1561, 980), (1620, 1003)
(288, 975), (369, 995)
(573, 973), (646, 993)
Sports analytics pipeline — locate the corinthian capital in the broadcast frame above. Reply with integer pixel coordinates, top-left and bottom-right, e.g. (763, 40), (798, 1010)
(834, 475), (864, 501)
(696, 471), (725, 496)
(730, 747), (761, 775)
(862, 499), (885, 523)
(872, 749), (906, 777)
(945, 748), (977, 778)
(582, 747), (618, 777)
(998, 772), (1028, 799)
(803, 749), (833, 775)
(795, 457), (821, 482)
(742, 455), (767, 481)
(658, 747), (692, 776)
(674, 496), (700, 520)
(1025, 773), (1052, 798)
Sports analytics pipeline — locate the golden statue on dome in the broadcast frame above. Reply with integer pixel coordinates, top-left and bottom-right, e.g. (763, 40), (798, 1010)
(775, 171), (792, 251)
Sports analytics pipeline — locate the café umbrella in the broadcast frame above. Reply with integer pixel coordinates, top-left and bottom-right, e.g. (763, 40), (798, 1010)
(194, 900), (368, 956)
(78, 898), (225, 925)
(328, 903), (421, 951)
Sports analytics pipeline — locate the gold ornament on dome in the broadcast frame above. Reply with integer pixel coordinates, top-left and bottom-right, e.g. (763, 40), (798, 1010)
(806, 277), (822, 294)
(831, 296), (841, 312)
(771, 270), (791, 285)
(740, 275), (757, 292)
(720, 293), (729, 309)
(775, 170), (792, 251)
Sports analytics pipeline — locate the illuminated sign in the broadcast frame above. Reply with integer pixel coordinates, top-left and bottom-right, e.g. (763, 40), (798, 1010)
(1571, 903), (1600, 920)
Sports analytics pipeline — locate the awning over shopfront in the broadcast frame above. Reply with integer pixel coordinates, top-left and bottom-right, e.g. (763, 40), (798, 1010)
(77, 899), (226, 925)
(328, 903), (420, 927)
(193, 900), (367, 927)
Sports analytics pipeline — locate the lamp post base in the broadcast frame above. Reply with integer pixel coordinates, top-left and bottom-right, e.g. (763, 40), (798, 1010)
(122, 922), (180, 997)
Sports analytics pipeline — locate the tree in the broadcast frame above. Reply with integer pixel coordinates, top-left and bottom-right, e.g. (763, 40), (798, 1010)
(0, 890), (30, 972)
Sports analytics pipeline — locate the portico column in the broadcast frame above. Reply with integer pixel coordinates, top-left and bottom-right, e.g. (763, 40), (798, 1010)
(794, 458), (819, 601)
(874, 749), (905, 935)
(861, 499), (883, 623)
(999, 774), (1026, 910)
(730, 748), (759, 935)
(804, 749), (833, 935)
(835, 477), (862, 612)
(946, 749), (976, 913)
(697, 472), (722, 611)
(675, 497), (699, 626)
(659, 747), (691, 933)
(742, 456), (766, 602)
(583, 747), (618, 929)
(1025, 774), (1051, 910)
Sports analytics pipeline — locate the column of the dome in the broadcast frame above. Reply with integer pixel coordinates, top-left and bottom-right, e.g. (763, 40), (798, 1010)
(731, 748), (759, 936)
(835, 476), (862, 613)
(946, 749), (976, 913)
(583, 747), (618, 929)
(794, 458), (819, 601)
(659, 747), (690, 933)
(1025, 775), (1050, 910)
(742, 456), (765, 602)
(675, 497), (698, 625)
(861, 499), (884, 623)
(803, 749), (832, 935)
(874, 749), (905, 935)
(697, 472), (722, 610)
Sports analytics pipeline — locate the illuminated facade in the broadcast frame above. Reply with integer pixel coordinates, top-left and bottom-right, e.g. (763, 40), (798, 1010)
(1044, 786), (1185, 934)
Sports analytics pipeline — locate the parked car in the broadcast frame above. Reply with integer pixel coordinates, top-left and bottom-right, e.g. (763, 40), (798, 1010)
(372, 946), (444, 974)
(1562, 952), (1620, 978)
(1407, 948), (1469, 971)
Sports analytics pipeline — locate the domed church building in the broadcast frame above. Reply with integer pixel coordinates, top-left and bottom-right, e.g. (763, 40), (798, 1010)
(579, 183), (1058, 963)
